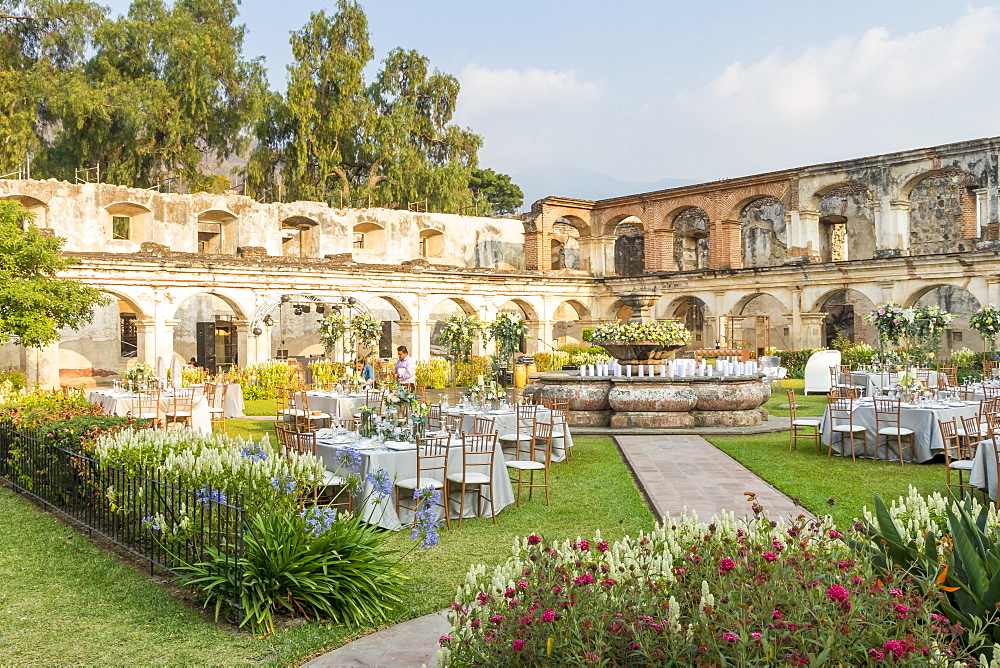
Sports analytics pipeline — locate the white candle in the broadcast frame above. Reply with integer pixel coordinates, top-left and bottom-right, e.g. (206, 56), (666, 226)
(478, 375), (484, 387)
(626, 365), (632, 377)
(637, 364), (644, 377)
(660, 364), (667, 377)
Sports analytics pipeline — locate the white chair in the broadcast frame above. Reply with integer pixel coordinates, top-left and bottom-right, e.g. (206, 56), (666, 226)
(803, 350), (842, 395)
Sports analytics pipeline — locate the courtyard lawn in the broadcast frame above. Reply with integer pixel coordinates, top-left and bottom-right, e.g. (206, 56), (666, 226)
(242, 398), (277, 416)
(0, 431), (653, 665)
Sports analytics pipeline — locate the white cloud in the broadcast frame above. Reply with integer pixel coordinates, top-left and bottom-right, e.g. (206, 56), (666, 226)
(687, 6), (1000, 126)
(456, 64), (602, 114)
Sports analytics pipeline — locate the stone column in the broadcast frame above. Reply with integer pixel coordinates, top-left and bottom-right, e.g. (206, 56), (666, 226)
(232, 319), (249, 368)
(974, 188), (988, 239)
(987, 278), (1000, 309)
(619, 292), (660, 323)
(889, 200), (911, 253)
(793, 210), (821, 259)
(396, 320), (422, 360)
(135, 320), (157, 368)
(155, 320), (178, 367)
(789, 287), (803, 349)
(799, 313), (828, 350)
(708, 219), (743, 269)
(526, 320), (550, 355)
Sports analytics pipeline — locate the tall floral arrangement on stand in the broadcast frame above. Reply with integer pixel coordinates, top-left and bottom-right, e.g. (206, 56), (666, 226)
(865, 302), (915, 348)
(970, 304), (1000, 355)
(487, 311), (529, 386)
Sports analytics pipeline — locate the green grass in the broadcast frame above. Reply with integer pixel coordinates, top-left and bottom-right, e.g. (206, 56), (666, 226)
(242, 398), (277, 416)
(0, 425), (651, 664)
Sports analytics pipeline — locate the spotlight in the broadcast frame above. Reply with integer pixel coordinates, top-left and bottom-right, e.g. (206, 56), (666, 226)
(293, 307), (303, 316)
(316, 305), (325, 314)
(252, 327), (262, 336)
(347, 296), (357, 305)
(332, 305), (341, 313)
(280, 294), (291, 302)
(263, 315), (274, 326)
(300, 304), (311, 314)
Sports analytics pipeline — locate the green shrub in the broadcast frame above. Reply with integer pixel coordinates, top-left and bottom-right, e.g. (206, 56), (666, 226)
(0, 367), (26, 391)
(416, 359), (449, 388)
(533, 351), (570, 372)
(176, 505), (407, 635)
(772, 349), (818, 379)
(950, 346), (977, 369)
(454, 356), (491, 387)
(229, 361), (300, 400)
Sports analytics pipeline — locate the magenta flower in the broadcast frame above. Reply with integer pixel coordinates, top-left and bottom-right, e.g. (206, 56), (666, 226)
(826, 584), (849, 601)
(828, 529), (842, 538)
(439, 635), (453, 646)
(516, 579), (529, 589)
(772, 609), (783, 620)
(763, 552), (778, 562)
(889, 587), (904, 599)
(527, 534), (541, 545)
(490, 614), (504, 624)
(722, 632), (739, 642)
(512, 639), (526, 651)
(597, 540), (610, 552)
(718, 557), (736, 572)
(574, 572), (595, 585)
(541, 608), (556, 622)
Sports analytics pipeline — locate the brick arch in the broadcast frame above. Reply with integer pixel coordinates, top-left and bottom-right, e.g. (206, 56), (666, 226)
(601, 212), (646, 236)
(900, 168), (979, 200)
(808, 181), (873, 211)
(724, 182), (791, 220)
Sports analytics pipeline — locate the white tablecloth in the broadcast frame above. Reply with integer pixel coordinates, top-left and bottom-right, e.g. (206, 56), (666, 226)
(820, 400), (979, 462)
(305, 392), (367, 420)
(850, 371), (939, 397)
(193, 383), (245, 418)
(87, 389), (212, 433)
(315, 434), (515, 530)
(970, 437), (999, 501)
(444, 407), (570, 463)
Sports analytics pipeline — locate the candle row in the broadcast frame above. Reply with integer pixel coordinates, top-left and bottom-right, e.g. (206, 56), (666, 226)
(578, 359), (759, 377)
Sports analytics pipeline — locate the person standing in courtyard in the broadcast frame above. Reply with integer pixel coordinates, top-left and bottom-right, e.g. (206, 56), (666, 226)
(355, 357), (375, 385)
(394, 346), (416, 389)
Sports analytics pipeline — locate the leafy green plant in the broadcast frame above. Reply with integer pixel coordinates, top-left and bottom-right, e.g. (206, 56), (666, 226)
(533, 351), (570, 371)
(318, 313), (350, 355)
(177, 505), (407, 636)
(453, 356), (491, 387)
(0, 367), (26, 391)
(850, 493), (1000, 653)
(971, 305), (1000, 352)
(951, 347), (977, 369)
(437, 315), (484, 364)
(416, 359), (449, 388)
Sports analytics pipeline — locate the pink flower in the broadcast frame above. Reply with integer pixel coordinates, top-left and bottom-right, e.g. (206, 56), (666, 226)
(470, 619), (480, 628)
(439, 635), (453, 646)
(597, 541), (610, 552)
(602, 578), (616, 587)
(878, 309), (886, 315)
(541, 608), (556, 622)
(551, 586), (562, 593)
(527, 534), (541, 545)
(490, 614), (504, 624)
(516, 579), (529, 589)
(629, 643), (640, 650)
(883, 640), (909, 659)
(504, 588), (516, 598)
(763, 552), (778, 562)
(718, 558), (736, 573)
(512, 639), (526, 651)
(869, 649), (885, 660)
(574, 572), (595, 585)
(826, 584), (849, 601)
(751, 631), (762, 639)
(889, 587), (904, 599)
(574, 540), (591, 551)
(828, 529), (842, 538)
(772, 610), (783, 620)
(722, 632), (739, 642)
(772, 539), (785, 551)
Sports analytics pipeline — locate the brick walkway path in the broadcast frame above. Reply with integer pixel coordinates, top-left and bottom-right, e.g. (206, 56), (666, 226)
(616, 434), (808, 522)
(303, 434), (807, 667)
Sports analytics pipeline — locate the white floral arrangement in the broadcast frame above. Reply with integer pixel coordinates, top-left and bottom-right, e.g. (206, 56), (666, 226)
(587, 320), (692, 346)
(971, 304), (1000, 349)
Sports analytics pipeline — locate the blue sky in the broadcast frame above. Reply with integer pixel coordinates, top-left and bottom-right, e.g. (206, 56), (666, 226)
(104, 1), (1000, 205)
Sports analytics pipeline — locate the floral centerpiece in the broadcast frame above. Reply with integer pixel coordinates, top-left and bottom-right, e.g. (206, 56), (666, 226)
(585, 320), (692, 364)
(385, 386), (418, 410)
(970, 304), (1000, 352)
(895, 373), (923, 401)
(123, 361), (155, 392)
(864, 301), (914, 345)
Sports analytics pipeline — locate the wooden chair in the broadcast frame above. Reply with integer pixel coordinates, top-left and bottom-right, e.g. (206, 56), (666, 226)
(939, 418), (976, 499)
(915, 369), (933, 389)
(471, 414), (496, 435)
(829, 385), (862, 400)
(131, 390), (160, 423)
(415, 384), (428, 402)
(427, 404), (443, 431)
(873, 397), (915, 466)
(547, 404), (571, 459)
(395, 435), (451, 530)
(984, 359), (1000, 379)
(163, 388), (196, 428)
(446, 433), (499, 527)
(788, 389), (822, 453)
(444, 414), (463, 440)
(205, 382), (228, 432)
(505, 420), (554, 506)
(960, 414), (987, 460)
(827, 395), (866, 461)
(276, 387), (295, 421)
(291, 390), (332, 431)
(285, 428), (351, 511)
(984, 386), (1000, 400)
(499, 403), (537, 457)
(359, 389), (383, 416)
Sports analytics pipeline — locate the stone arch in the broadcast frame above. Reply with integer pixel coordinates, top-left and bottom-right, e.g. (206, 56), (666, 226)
(353, 222), (385, 254)
(429, 297), (482, 355)
(0, 194), (48, 227)
(554, 214), (590, 237)
(905, 283), (983, 354)
(497, 298), (538, 322)
(733, 292), (791, 351)
(903, 169), (981, 254)
(811, 183), (876, 262)
(171, 290), (250, 371)
(419, 228), (445, 259)
(366, 296), (410, 358)
(105, 201), (152, 243)
(607, 215), (645, 276)
(551, 300), (590, 347)
(604, 300), (633, 322)
(665, 295), (714, 348)
(100, 288), (148, 320)
(197, 208), (237, 254)
(739, 196), (787, 267)
(281, 215), (319, 258)
(550, 219), (580, 270)
(668, 206), (710, 271)
(810, 288), (877, 347)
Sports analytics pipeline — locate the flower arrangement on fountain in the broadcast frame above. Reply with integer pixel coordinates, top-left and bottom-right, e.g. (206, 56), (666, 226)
(588, 320), (693, 346)
(970, 304), (1000, 351)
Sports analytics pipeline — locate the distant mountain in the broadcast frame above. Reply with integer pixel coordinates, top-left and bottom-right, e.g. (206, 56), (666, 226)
(512, 164), (696, 209)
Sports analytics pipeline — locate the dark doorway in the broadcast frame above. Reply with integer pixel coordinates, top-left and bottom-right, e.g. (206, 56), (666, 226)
(379, 321), (392, 359)
(824, 305), (854, 347)
(196, 321), (237, 374)
(614, 232), (645, 276)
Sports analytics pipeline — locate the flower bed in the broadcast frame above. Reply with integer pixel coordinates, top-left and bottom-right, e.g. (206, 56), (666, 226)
(441, 496), (970, 665)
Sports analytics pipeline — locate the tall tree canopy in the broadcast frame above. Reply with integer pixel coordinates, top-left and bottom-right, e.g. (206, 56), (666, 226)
(0, 200), (107, 346)
(470, 168), (524, 216)
(245, 1), (484, 212)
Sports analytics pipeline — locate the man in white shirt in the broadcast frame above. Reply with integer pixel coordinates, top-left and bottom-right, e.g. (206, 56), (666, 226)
(394, 345), (416, 388)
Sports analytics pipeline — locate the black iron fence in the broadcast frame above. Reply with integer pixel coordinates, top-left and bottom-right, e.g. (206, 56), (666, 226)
(0, 422), (245, 603)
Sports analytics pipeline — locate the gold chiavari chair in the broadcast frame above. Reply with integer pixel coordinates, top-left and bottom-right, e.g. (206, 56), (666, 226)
(873, 397), (915, 466)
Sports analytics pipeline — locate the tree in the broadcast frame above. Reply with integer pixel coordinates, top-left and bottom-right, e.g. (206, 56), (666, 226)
(41, 0), (267, 189)
(0, 200), (108, 347)
(0, 1), (103, 173)
(246, 1), (482, 212)
(470, 168), (523, 216)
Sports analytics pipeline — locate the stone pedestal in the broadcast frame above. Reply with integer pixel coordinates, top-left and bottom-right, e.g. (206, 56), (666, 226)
(525, 372), (771, 429)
